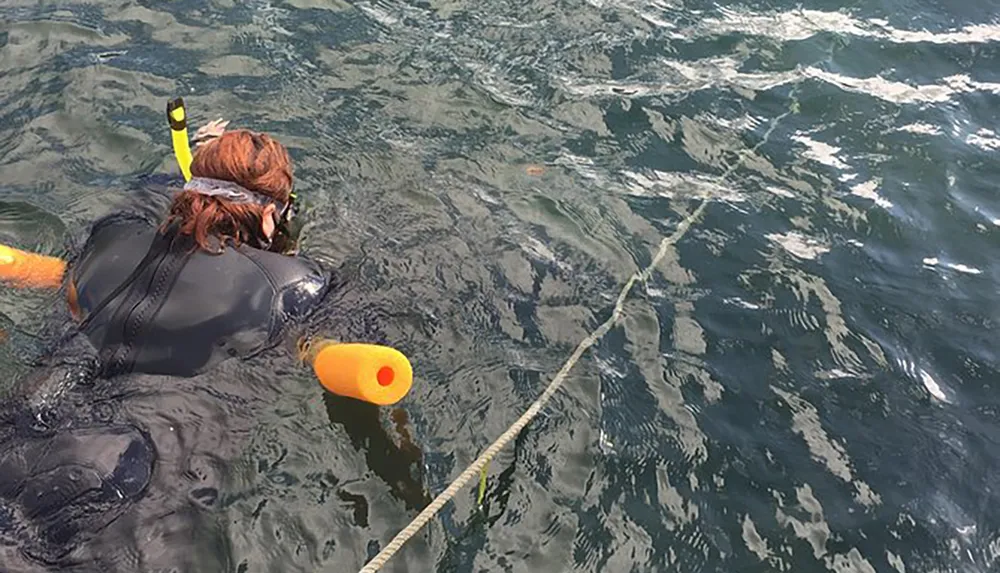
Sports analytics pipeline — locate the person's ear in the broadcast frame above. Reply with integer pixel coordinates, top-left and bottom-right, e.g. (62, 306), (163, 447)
(261, 203), (277, 238)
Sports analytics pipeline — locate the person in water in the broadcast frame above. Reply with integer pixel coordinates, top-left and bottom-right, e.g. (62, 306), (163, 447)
(0, 121), (332, 571)
(67, 123), (328, 377)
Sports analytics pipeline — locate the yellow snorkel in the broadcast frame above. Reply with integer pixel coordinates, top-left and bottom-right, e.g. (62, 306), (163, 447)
(167, 98), (193, 182)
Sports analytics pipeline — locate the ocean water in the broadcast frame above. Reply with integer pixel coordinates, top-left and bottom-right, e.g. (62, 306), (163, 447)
(1, 0), (1000, 572)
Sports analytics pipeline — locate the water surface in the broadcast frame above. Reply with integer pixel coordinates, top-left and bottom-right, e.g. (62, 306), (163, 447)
(2, 0), (1000, 571)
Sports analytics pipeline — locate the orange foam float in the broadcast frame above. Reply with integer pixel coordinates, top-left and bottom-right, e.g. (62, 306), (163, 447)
(0, 243), (66, 289)
(305, 340), (413, 406)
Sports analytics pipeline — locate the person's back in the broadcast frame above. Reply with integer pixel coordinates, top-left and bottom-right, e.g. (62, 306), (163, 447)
(71, 213), (325, 377)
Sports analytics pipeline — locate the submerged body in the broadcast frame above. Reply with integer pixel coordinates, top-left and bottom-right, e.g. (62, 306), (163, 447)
(0, 360), (260, 572)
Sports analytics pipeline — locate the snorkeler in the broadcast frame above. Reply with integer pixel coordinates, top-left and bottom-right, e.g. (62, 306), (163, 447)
(67, 124), (327, 377)
(0, 101), (411, 402)
(0, 98), (424, 571)
(0, 117), (331, 571)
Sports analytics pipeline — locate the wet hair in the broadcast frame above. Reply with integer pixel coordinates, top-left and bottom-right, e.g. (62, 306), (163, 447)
(163, 130), (293, 252)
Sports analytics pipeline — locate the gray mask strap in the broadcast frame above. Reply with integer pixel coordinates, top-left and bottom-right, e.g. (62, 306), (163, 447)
(183, 177), (282, 210)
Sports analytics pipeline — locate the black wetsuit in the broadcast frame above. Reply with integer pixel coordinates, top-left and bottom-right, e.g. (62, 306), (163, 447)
(72, 213), (328, 378)
(0, 212), (329, 571)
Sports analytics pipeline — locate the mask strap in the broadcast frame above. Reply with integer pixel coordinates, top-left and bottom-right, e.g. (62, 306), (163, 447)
(183, 177), (286, 213)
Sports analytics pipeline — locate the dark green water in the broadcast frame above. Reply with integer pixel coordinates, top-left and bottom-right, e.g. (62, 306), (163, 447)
(2, 1), (1000, 571)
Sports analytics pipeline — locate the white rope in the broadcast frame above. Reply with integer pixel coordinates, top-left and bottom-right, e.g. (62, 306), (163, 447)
(357, 103), (795, 573)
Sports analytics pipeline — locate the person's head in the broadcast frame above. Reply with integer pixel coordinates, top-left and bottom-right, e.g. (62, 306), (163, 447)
(165, 130), (294, 252)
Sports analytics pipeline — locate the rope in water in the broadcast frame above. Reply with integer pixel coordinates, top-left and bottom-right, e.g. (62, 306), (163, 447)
(357, 101), (796, 573)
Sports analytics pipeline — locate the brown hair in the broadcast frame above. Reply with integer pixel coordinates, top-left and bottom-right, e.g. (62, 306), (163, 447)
(164, 130), (293, 252)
